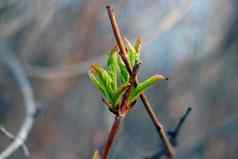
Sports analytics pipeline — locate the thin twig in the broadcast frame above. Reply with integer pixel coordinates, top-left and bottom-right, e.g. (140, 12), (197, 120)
(0, 54), (36, 159)
(106, 5), (175, 158)
(102, 116), (122, 159)
(147, 107), (192, 159)
(0, 127), (30, 157)
(106, 6), (132, 74)
(169, 107), (192, 139)
(173, 111), (238, 159)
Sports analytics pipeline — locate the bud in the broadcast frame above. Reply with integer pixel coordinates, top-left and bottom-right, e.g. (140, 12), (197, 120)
(134, 35), (142, 53)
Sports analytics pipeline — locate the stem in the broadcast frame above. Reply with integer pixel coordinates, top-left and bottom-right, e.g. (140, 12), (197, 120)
(102, 62), (137, 158)
(106, 6), (175, 158)
(173, 107), (192, 137)
(102, 116), (121, 159)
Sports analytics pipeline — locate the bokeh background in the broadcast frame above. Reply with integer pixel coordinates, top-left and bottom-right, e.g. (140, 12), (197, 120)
(0, 0), (238, 158)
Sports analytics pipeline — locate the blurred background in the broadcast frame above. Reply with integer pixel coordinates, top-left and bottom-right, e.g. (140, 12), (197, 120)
(0, 0), (238, 158)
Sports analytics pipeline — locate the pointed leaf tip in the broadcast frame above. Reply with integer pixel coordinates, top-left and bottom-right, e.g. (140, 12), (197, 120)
(135, 35), (142, 53)
(155, 74), (168, 80)
(92, 150), (101, 159)
(124, 38), (135, 52)
(89, 64), (114, 103)
(129, 74), (167, 102)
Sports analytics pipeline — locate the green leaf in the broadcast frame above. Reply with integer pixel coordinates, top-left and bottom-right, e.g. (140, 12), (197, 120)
(107, 48), (118, 92)
(91, 64), (113, 91)
(117, 56), (129, 84)
(125, 38), (138, 66)
(133, 36), (142, 64)
(92, 150), (101, 159)
(134, 50), (140, 65)
(129, 74), (167, 102)
(128, 48), (137, 66)
(90, 64), (114, 102)
(88, 72), (112, 103)
(127, 48), (140, 66)
(113, 84), (130, 106)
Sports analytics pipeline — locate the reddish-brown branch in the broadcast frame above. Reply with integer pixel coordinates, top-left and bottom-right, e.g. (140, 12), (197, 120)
(106, 5), (175, 158)
(106, 6), (132, 74)
(102, 62), (138, 159)
(102, 116), (121, 159)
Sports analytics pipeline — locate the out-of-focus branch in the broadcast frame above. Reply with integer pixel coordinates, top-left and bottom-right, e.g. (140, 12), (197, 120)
(167, 107), (192, 142)
(146, 107), (192, 159)
(0, 54), (36, 159)
(144, 0), (193, 47)
(0, 126), (30, 157)
(20, 0), (192, 80)
(24, 54), (107, 80)
(0, 0), (32, 38)
(21, 0), (108, 80)
(177, 112), (238, 159)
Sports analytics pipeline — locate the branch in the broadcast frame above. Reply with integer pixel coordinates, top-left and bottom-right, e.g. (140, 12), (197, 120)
(144, 0), (193, 47)
(147, 107), (192, 159)
(0, 127), (30, 157)
(24, 54), (107, 80)
(0, 54), (36, 159)
(102, 66), (137, 158)
(168, 107), (192, 141)
(102, 52), (142, 159)
(106, 5), (175, 158)
(102, 116), (121, 159)
(177, 111), (238, 159)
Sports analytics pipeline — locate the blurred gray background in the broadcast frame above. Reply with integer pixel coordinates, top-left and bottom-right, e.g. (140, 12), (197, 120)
(0, 0), (238, 158)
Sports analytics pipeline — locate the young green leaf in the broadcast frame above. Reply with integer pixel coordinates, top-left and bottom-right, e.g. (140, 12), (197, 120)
(90, 64), (114, 102)
(92, 150), (101, 159)
(91, 64), (113, 92)
(128, 48), (137, 66)
(107, 48), (118, 91)
(88, 72), (112, 103)
(129, 74), (167, 102)
(113, 83), (130, 106)
(134, 50), (140, 65)
(117, 56), (129, 84)
(125, 38), (137, 66)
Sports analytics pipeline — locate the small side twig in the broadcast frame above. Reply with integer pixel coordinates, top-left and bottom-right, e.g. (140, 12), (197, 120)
(0, 127), (30, 157)
(168, 107), (192, 141)
(106, 5), (175, 158)
(147, 107), (192, 159)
